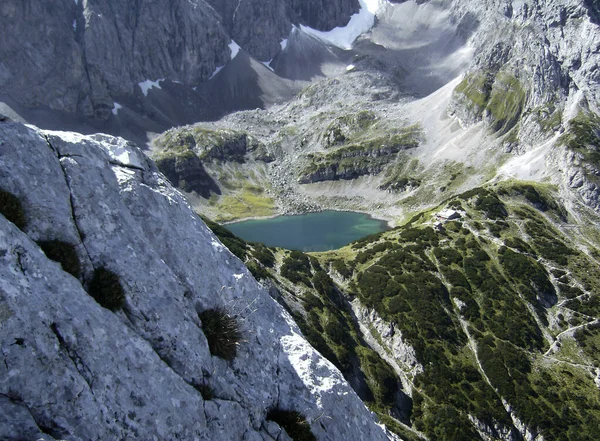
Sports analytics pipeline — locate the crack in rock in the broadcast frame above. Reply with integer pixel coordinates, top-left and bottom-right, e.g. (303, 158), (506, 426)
(43, 135), (93, 267)
(49, 322), (95, 395)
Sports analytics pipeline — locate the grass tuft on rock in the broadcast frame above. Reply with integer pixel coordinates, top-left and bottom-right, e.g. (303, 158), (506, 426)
(37, 240), (81, 278)
(266, 409), (316, 441)
(88, 267), (126, 311)
(199, 307), (242, 361)
(0, 188), (26, 230)
(196, 383), (215, 401)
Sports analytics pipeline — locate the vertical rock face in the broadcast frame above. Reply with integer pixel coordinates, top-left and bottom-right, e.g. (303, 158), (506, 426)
(0, 1), (86, 113)
(448, 0), (600, 130)
(204, 0), (359, 61)
(0, 0), (230, 119)
(0, 0), (360, 122)
(0, 120), (393, 441)
(289, 0), (360, 31)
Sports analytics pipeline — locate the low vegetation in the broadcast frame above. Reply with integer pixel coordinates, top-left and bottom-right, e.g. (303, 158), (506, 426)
(266, 409), (316, 441)
(454, 70), (526, 135)
(37, 240), (81, 278)
(88, 267), (126, 311)
(559, 111), (600, 168)
(299, 125), (422, 183)
(0, 188), (27, 230)
(199, 307), (242, 361)
(204, 182), (600, 440)
(213, 188), (275, 222)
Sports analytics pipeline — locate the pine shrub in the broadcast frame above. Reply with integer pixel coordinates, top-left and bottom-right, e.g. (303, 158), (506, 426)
(0, 189), (26, 230)
(266, 409), (316, 441)
(37, 240), (81, 278)
(199, 307), (242, 361)
(88, 267), (126, 310)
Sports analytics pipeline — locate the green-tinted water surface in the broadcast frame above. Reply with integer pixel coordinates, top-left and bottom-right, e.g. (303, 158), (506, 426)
(226, 211), (389, 252)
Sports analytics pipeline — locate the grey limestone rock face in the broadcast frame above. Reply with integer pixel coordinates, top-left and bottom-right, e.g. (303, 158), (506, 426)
(449, 0), (600, 133)
(0, 120), (393, 441)
(289, 0), (360, 31)
(205, 0), (360, 61)
(443, 0), (600, 212)
(0, 0), (361, 124)
(0, 0), (230, 120)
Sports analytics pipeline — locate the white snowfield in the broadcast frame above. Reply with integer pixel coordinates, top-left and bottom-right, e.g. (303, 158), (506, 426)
(229, 40), (241, 60)
(111, 102), (122, 115)
(300, 0), (388, 49)
(138, 78), (164, 96)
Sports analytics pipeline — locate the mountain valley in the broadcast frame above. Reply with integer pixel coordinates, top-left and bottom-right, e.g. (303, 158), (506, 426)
(2, 0), (600, 440)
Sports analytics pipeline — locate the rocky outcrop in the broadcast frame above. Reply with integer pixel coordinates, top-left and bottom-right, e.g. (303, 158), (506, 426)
(443, 0), (600, 213)
(153, 152), (221, 198)
(449, 0), (600, 138)
(151, 126), (274, 197)
(298, 157), (390, 183)
(0, 120), (393, 441)
(351, 300), (423, 392)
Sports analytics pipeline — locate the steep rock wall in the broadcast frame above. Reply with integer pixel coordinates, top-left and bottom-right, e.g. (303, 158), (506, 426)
(0, 0), (359, 123)
(0, 0), (230, 119)
(0, 120), (393, 441)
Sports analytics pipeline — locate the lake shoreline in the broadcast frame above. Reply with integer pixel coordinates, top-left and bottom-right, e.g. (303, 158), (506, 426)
(221, 207), (395, 228)
(224, 210), (391, 252)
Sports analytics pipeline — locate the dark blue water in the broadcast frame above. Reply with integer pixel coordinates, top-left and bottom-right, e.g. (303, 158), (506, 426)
(226, 211), (389, 252)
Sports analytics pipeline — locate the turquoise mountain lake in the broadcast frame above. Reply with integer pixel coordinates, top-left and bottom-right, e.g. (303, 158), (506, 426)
(225, 211), (390, 252)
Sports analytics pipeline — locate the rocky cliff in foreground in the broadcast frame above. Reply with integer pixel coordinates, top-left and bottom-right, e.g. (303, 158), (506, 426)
(0, 119), (393, 441)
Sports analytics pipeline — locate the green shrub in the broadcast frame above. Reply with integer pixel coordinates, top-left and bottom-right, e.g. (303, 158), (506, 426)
(201, 216), (248, 260)
(247, 261), (270, 281)
(196, 383), (215, 400)
(251, 244), (275, 267)
(332, 259), (352, 278)
(281, 251), (312, 285)
(0, 188), (26, 230)
(88, 267), (125, 310)
(199, 307), (242, 361)
(266, 409), (316, 441)
(37, 240), (81, 278)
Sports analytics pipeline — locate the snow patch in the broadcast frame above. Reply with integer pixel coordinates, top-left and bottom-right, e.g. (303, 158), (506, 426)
(261, 61), (274, 71)
(208, 41), (242, 80)
(280, 38), (288, 51)
(209, 65), (224, 80)
(111, 102), (122, 116)
(346, 64), (355, 71)
(229, 40), (241, 60)
(138, 79), (164, 97)
(300, 0), (387, 49)
(233, 273), (245, 280)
